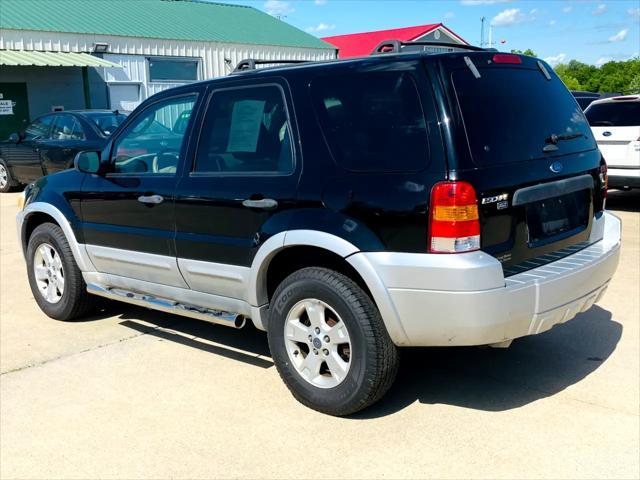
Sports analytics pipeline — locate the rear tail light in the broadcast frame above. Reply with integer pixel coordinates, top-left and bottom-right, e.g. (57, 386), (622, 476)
(492, 53), (522, 64)
(428, 181), (481, 253)
(599, 157), (608, 204)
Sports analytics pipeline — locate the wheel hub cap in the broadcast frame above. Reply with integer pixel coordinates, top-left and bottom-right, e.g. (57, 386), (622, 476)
(284, 299), (352, 389)
(33, 243), (65, 304)
(0, 165), (7, 189)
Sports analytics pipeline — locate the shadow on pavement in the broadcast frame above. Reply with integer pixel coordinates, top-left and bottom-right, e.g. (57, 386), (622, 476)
(108, 300), (621, 417)
(606, 189), (639, 213)
(355, 306), (621, 418)
(115, 304), (274, 368)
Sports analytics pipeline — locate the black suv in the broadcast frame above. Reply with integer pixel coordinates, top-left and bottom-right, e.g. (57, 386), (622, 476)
(16, 45), (621, 416)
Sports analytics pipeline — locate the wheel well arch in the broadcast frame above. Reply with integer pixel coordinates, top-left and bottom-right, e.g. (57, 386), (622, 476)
(22, 212), (60, 251)
(264, 245), (373, 303)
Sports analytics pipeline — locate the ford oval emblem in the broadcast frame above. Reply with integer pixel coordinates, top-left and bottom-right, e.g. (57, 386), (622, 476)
(550, 161), (564, 173)
(603, 131), (612, 137)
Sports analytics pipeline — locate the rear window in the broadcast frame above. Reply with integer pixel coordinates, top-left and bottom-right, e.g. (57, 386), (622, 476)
(85, 112), (127, 136)
(312, 72), (430, 172)
(452, 68), (596, 167)
(586, 102), (640, 127)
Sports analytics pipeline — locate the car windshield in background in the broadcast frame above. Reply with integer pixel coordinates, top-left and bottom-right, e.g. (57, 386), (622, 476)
(452, 68), (596, 167)
(85, 112), (127, 136)
(586, 102), (640, 127)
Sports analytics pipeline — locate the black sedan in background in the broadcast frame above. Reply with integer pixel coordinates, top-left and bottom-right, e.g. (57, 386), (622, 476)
(0, 110), (126, 192)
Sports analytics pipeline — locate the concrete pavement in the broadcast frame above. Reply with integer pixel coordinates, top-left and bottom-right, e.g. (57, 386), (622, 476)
(1, 190), (638, 479)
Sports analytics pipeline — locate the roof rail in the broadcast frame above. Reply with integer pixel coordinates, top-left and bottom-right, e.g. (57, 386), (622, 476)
(371, 40), (487, 56)
(233, 58), (311, 73)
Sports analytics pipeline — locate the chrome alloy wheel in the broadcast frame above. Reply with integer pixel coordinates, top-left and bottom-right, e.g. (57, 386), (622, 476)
(0, 164), (8, 190)
(33, 243), (65, 304)
(284, 299), (352, 388)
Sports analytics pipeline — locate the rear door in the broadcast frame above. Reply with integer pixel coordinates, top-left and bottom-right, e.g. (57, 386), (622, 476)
(438, 53), (604, 275)
(174, 79), (300, 300)
(81, 91), (200, 287)
(586, 100), (640, 169)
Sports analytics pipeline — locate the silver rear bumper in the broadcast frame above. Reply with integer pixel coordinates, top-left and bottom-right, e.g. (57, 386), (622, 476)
(348, 212), (621, 347)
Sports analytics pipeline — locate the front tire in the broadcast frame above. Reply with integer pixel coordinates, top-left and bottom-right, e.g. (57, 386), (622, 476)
(268, 267), (399, 416)
(0, 159), (18, 193)
(26, 223), (95, 320)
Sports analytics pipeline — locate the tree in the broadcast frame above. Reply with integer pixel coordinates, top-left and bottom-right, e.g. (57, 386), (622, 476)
(553, 58), (640, 94)
(511, 48), (537, 57)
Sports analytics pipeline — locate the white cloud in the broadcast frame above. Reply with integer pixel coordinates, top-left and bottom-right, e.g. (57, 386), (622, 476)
(461, 0), (511, 5)
(628, 8), (640, 18)
(314, 0), (327, 5)
(596, 57), (611, 66)
(608, 29), (628, 42)
(491, 8), (527, 26)
(445, 11), (455, 19)
(592, 4), (607, 16)
(549, 19), (557, 26)
(544, 53), (567, 65)
(305, 22), (336, 33)
(264, 0), (294, 16)
(562, 6), (572, 13)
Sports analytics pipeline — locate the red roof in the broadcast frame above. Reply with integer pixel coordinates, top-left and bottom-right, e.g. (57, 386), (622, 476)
(322, 23), (467, 58)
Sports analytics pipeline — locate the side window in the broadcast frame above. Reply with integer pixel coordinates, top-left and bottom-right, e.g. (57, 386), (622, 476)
(23, 115), (54, 140)
(112, 94), (196, 175)
(312, 72), (430, 172)
(51, 115), (85, 140)
(194, 85), (293, 174)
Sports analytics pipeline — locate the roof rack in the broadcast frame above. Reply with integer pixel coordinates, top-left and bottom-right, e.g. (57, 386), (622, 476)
(233, 58), (311, 73)
(371, 40), (487, 56)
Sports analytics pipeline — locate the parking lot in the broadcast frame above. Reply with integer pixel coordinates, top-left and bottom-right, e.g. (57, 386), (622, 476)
(0, 190), (638, 479)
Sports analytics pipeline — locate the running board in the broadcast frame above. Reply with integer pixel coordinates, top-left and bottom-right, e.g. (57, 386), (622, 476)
(87, 283), (246, 329)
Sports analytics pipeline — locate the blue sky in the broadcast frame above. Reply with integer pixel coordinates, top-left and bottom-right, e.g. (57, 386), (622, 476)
(222, 0), (640, 66)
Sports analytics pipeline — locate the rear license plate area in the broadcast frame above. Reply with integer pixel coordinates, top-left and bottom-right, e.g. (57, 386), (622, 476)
(525, 189), (590, 247)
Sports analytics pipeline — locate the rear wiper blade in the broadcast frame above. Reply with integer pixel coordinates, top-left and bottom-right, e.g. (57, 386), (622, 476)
(545, 132), (584, 144)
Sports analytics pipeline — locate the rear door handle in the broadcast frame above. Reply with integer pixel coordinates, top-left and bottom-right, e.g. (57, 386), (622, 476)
(138, 194), (164, 205)
(242, 198), (278, 210)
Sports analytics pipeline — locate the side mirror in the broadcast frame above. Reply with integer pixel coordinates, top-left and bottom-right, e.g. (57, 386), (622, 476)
(8, 133), (20, 143)
(74, 151), (101, 174)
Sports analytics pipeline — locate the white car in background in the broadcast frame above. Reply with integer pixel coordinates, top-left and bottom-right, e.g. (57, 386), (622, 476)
(585, 95), (640, 190)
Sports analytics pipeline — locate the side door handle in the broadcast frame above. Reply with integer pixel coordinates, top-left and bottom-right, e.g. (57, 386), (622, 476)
(138, 194), (164, 205)
(242, 198), (278, 210)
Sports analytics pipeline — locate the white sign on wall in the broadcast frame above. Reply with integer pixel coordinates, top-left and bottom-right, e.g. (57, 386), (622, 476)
(0, 100), (14, 115)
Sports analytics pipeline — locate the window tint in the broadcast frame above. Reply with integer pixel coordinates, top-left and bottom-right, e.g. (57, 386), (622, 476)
(194, 85), (293, 174)
(85, 112), (126, 136)
(452, 68), (596, 167)
(586, 102), (640, 127)
(148, 58), (199, 82)
(24, 115), (54, 140)
(112, 95), (196, 175)
(51, 114), (85, 140)
(312, 72), (430, 172)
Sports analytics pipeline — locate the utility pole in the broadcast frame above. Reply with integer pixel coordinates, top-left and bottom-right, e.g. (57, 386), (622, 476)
(480, 16), (485, 47)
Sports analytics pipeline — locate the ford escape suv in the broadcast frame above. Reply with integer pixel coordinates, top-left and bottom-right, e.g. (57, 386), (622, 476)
(16, 44), (621, 416)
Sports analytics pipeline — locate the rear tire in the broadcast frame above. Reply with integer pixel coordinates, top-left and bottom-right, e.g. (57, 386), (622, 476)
(268, 267), (399, 416)
(26, 222), (95, 320)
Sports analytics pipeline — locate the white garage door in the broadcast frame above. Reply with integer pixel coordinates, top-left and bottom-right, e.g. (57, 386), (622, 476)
(109, 84), (140, 113)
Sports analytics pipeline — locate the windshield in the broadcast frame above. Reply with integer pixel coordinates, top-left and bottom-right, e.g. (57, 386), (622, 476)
(586, 102), (640, 127)
(452, 67), (596, 167)
(85, 112), (127, 136)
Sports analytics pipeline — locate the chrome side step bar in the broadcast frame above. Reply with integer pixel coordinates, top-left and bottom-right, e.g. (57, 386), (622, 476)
(87, 283), (246, 329)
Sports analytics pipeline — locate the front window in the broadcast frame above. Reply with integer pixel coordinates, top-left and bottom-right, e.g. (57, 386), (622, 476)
(24, 116), (54, 140)
(112, 95), (197, 175)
